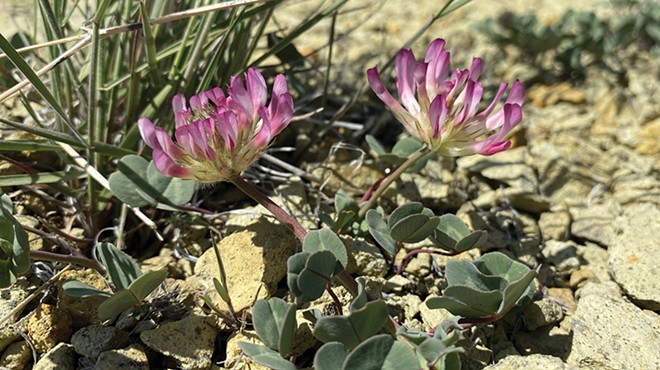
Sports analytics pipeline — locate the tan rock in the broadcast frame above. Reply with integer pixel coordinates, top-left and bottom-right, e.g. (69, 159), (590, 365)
(94, 344), (149, 370)
(528, 82), (586, 107)
(33, 343), (76, 370)
(141, 312), (216, 370)
(636, 117), (660, 155)
(0, 340), (31, 369)
(57, 269), (110, 327)
(224, 331), (270, 370)
(27, 304), (72, 353)
(569, 268), (599, 288)
(190, 220), (296, 314)
(547, 287), (576, 314)
(538, 210), (571, 241)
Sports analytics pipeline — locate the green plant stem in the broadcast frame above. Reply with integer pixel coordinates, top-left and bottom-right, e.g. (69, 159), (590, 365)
(229, 174), (307, 242)
(357, 148), (430, 218)
(29, 250), (106, 275)
(87, 20), (101, 231)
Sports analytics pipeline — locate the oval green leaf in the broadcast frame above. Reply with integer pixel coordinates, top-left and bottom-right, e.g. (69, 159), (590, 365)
(303, 229), (348, 271)
(62, 280), (112, 298)
(252, 298), (297, 355)
(388, 202), (424, 228)
(342, 334), (419, 370)
(98, 289), (137, 320)
(366, 209), (397, 256)
(237, 342), (297, 370)
(390, 214), (439, 243)
(298, 250), (337, 300)
(95, 242), (141, 290)
(314, 342), (348, 370)
(127, 269), (167, 301)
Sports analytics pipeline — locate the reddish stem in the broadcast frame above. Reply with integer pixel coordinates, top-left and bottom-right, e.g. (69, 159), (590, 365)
(29, 250), (106, 275)
(230, 174), (307, 242)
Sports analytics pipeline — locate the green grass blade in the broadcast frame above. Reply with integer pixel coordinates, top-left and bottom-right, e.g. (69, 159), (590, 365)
(140, 1), (159, 77)
(251, 0), (348, 66)
(0, 34), (86, 145)
(0, 171), (87, 187)
(0, 141), (59, 151)
(0, 118), (134, 157)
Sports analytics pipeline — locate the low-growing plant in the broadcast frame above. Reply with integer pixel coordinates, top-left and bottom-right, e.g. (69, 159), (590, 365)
(478, 2), (660, 79)
(427, 252), (537, 324)
(62, 242), (167, 320)
(0, 192), (30, 287)
(0, 0), (544, 368)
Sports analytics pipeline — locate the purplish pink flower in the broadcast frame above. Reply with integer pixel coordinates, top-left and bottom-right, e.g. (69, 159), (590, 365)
(367, 38), (524, 156)
(138, 68), (293, 183)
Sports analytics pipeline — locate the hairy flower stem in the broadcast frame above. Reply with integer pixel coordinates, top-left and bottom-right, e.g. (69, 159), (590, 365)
(358, 148), (430, 218)
(29, 250), (106, 275)
(230, 174), (308, 242)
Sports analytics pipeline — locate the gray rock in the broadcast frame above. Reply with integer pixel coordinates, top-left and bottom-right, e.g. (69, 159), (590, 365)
(94, 344), (149, 370)
(530, 140), (605, 205)
(542, 240), (581, 274)
(383, 275), (414, 293)
(613, 175), (660, 205)
(71, 325), (129, 361)
(0, 279), (29, 329)
(576, 242), (611, 283)
(343, 237), (388, 277)
(457, 147), (538, 192)
(575, 281), (622, 301)
(484, 354), (577, 370)
(420, 296), (455, 332)
(140, 313), (216, 370)
(514, 324), (572, 360)
(522, 297), (564, 331)
(608, 203), (660, 310)
(384, 294), (422, 324)
(33, 343), (77, 370)
(538, 210), (570, 241)
(569, 268), (600, 288)
(570, 202), (619, 247)
(471, 189), (551, 215)
(567, 285), (660, 369)
(189, 219), (296, 314)
(398, 159), (466, 209)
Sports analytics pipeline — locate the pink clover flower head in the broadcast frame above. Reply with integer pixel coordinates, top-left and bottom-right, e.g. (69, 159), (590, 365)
(367, 38), (525, 156)
(138, 68), (294, 183)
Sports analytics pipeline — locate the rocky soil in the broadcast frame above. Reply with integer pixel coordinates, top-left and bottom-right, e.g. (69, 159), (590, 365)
(1, 0), (659, 369)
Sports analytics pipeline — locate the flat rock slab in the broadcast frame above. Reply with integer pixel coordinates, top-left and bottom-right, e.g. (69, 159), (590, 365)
(484, 354), (577, 370)
(141, 313), (216, 370)
(608, 203), (660, 310)
(568, 285), (660, 369)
